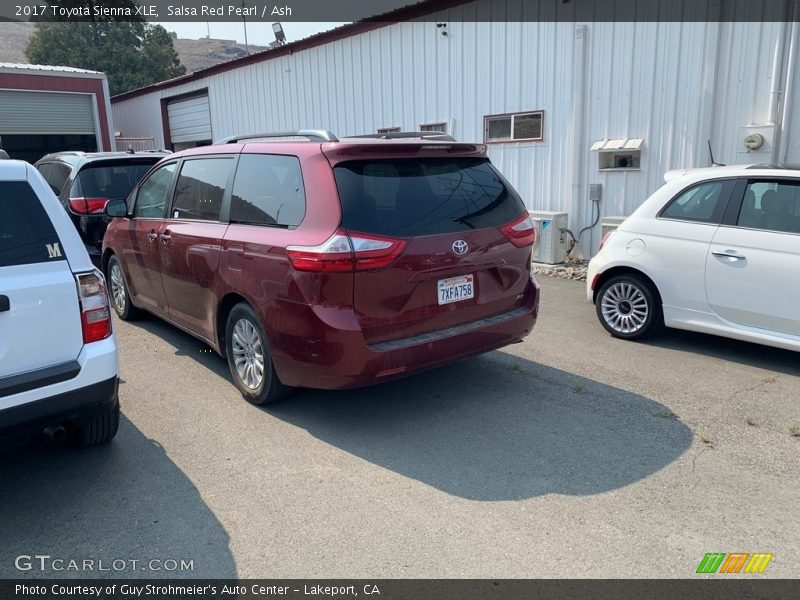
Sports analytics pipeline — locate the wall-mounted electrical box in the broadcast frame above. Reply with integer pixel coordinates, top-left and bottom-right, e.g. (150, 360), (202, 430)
(737, 124), (775, 160)
(589, 183), (602, 203)
(592, 138), (643, 171)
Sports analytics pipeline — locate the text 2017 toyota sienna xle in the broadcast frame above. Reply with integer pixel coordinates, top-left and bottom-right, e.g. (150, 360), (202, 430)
(102, 131), (540, 404)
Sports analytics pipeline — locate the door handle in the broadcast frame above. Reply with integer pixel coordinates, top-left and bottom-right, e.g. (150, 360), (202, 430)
(0, 295), (9, 313)
(147, 232), (158, 243)
(160, 231), (172, 243)
(712, 249), (746, 261)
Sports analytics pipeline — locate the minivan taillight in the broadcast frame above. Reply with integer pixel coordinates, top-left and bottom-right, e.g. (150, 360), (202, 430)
(287, 230), (407, 273)
(75, 270), (112, 343)
(500, 214), (537, 247)
(69, 197), (109, 214)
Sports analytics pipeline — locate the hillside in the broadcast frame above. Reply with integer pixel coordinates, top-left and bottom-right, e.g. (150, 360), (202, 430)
(0, 21), (267, 76)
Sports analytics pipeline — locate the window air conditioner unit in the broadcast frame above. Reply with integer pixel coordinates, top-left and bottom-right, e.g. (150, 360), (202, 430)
(530, 211), (568, 264)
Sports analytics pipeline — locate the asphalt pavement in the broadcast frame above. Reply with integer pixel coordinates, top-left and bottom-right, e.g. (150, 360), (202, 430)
(1, 275), (798, 578)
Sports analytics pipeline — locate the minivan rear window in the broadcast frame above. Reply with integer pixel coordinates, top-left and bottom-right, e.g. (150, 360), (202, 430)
(70, 163), (154, 201)
(333, 158), (526, 236)
(0, 181), (65, 267)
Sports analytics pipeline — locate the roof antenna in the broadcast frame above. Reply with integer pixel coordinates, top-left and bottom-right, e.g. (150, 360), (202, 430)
(708, 139), (725, 167)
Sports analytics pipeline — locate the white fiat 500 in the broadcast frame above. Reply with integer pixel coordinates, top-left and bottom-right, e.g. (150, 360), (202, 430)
(587, 165), (800, 351)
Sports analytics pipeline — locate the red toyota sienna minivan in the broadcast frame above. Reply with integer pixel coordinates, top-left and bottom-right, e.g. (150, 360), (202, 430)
(103, 131), (540, 404)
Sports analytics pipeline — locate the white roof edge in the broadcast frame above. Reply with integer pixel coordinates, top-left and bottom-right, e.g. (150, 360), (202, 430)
(0, 63), (106, 79)
(661, 164), (800, 182)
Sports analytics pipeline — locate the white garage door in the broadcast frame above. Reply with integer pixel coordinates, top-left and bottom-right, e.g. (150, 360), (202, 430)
(167, 94), (212, 144)
(0, 90), (96, 135)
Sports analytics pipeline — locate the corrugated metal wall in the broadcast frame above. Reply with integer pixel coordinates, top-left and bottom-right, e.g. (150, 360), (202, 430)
(112, 0), (794, 253)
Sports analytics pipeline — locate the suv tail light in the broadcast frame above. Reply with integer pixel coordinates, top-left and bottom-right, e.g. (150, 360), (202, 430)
(500, 214), (537, 247)
(75, 270), (112, 343)
(69, 197), (109, 215)
(287, 230), (407, 272)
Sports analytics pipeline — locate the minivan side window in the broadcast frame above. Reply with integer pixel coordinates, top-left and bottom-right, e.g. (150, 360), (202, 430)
(230, 154), (306, 227)
(134, 162), (177, 218)
(737, 179), (800, 234)
(659, 180), (729, 224)
(0, 181), (65, 267)
(171, 158), (231, 222)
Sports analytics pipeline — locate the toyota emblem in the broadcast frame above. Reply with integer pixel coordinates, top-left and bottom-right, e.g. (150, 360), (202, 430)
(452, 240), (469, 256)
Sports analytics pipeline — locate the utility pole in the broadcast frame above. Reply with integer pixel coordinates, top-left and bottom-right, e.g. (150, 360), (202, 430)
(242, 1), (250, 55)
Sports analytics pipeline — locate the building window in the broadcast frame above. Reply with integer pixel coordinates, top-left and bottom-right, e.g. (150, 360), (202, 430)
(483, 111), (544, 143)
(420, 122), (447, 134)
(377, 127), (401, 134)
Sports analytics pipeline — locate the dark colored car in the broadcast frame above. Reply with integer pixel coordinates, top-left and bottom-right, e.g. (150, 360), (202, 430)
(35, 151), (168, 257)
(102, 131), (540, 404)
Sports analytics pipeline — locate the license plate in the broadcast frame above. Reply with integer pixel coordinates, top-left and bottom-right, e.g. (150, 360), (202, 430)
(437, 274), (475, 305)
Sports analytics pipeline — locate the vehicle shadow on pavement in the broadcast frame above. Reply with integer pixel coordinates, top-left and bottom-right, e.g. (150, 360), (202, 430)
(268, 351), (693, 501)
(642, 329), (800, 378)
(0, 415), (236, 579)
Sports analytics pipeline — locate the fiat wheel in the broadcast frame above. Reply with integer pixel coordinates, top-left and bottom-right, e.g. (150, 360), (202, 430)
(596, 274), (662, 340)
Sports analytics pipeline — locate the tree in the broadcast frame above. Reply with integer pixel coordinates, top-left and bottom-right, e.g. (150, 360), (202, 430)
(25, 1), (186, 96)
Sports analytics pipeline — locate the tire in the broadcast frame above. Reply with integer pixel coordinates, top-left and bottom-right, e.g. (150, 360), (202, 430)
(225, 303), (289, 405)
(107, 254), (140, 320)
(595, 273), (662, 340)
(71, 403), (120, 448)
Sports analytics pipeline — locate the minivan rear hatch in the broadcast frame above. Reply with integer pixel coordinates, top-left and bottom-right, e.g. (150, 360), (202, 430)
(327, 145), (533, 344)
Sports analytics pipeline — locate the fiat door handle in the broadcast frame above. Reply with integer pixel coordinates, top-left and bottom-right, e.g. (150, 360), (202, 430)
(712, 249), (746, 261)
(0, 295), (9, 313)
(160, 231), (172, 243)
(147, 232), (158, 243)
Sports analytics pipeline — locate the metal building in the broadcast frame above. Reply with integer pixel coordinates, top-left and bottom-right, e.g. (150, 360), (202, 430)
(0, 63), (115, 163)
(110, 0), (800, 254)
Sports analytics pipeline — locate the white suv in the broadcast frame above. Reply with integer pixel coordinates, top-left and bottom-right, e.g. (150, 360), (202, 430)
(588, 164), (800, 352)
(0, 159), (119, 447)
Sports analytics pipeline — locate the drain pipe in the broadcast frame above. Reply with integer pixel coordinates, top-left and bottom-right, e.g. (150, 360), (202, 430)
(768, 21), (788, 126)
(779, 1), (800, 164)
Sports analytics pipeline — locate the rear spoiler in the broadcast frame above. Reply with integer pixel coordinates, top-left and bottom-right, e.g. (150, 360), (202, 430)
(322, 142), (487, 163)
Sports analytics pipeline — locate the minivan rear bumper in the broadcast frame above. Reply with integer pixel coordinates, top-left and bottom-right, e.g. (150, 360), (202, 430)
(271, 276), (540, 389)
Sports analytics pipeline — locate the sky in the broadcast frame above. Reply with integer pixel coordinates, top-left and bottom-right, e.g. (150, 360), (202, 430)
(155, 22), (350, 47)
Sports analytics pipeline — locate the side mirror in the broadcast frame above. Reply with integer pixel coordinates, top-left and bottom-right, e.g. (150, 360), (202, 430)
(105, 198), (128, 218)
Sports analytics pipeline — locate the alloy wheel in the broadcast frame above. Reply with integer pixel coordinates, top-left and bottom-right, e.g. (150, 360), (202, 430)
(600, 281), (649, 334)
(109, 262), (126, 315)
(231, 318), (265, 390)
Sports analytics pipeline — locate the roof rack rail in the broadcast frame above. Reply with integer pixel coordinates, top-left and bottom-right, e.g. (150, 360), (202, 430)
(215, 130), (339, 144)
(345, 131), (456, 141)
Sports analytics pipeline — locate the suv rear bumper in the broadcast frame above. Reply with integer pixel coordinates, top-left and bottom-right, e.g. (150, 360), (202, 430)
(271, 276), (540, 389)
(0, 376), (118, 441)
(0, 336), (118, 442)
